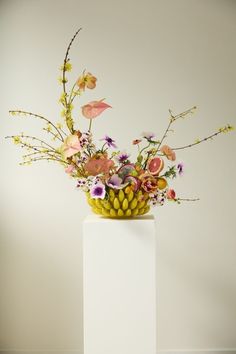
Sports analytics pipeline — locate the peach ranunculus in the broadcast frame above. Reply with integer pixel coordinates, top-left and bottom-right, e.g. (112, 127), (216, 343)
(76, 72), (97, 90)
(140, 174), (159, 193)
(160, 145), (176, 161)
(81, 100), (111, 119)
(84, 157), (114, 176)
(60, 135), (82, 159)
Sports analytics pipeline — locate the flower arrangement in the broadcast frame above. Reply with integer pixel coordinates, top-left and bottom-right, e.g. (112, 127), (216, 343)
(6, 29), (234, 218)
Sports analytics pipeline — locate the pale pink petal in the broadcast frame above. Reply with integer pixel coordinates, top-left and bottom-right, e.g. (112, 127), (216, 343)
(61, 135), (82, 159)
(65, 165), (75, 174)
(82, 100), (111, 119)
(64, 147), (80, 158)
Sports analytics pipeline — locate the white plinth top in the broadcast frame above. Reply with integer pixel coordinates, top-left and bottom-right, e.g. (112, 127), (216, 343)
(84, 213), (155, 223)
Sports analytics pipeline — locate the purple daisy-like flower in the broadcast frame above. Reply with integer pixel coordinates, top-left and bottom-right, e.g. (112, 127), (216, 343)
(90, 182), (106, 199)
(177, 162), (184, 176)
(100, 135), (117, 148)
(106, 174), (129, 190)
(115, 151), (130, 163)
(142, 131), (156, 140)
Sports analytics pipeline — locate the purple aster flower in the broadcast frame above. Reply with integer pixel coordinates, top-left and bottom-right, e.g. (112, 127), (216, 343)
(90, 182), (106, 199)
(100, 135), (117, 148)
(115, 151), (130, 163)
(142, 131), (156, 140)
(106, 174), (129, 190)
(177, 162), (184, 176)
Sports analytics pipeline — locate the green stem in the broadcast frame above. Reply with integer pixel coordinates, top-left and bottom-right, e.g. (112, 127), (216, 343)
(88, 119), (92, 132)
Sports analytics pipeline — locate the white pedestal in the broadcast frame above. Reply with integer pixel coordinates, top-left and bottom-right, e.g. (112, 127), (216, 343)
(83, 214), (157, 354)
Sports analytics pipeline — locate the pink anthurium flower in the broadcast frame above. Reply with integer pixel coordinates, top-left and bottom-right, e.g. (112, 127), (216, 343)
(60, 135), (82, 159)
(81, 100), (111, 119)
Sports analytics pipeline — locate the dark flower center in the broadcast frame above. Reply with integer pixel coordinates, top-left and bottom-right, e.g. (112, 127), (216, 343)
(94, 186), (103, 196)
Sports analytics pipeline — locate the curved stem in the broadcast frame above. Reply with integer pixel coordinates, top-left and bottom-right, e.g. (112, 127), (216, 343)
(42, 128), (62, 142)
(172, 131), (222, 151)
(176, 198), (200, 202)
(156, 106), (197, 150)
(6, 134), (57, 151)
(139, 143), (151, 155)
(62, 28), (82, 106)
(9, 110), (64, 141)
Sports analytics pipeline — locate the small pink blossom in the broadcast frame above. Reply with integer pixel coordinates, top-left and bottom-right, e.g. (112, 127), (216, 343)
(160, 145), (176, 161)
(167, 189), (176, 200)
(60, 135), (82, 159)
(81, 100), (111, 119)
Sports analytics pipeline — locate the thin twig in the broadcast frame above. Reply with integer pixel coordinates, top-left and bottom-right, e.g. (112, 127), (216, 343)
(156, 106), (197, 150)
(9, 110), (64, 141)
(62, 28), (82, 106)
(172, 131), (221, 151)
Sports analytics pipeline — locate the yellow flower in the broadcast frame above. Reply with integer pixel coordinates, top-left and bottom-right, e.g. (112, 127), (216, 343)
(13, 136), (21, 144)
(45, 124), (52, 132)
(59, 93), (67, 105)
(60, 61), (72, 72)
(58, 77), (68, 84)
(61, 109), (66, 117)
(56, 122), (63, 129)
(218, 125), (234, 133)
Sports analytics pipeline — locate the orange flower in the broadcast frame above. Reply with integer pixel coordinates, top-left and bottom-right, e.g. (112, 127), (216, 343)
(132, 139), (142, 145)
(84, 157), (114, 176)
(82, 100), (111, 119)
(160, 145), (176, 161)
(77, 72), (97, 90)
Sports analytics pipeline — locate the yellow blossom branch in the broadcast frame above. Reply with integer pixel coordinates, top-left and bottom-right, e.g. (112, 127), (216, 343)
(157, 106), (197, 150)
(5, 134), (57, 151)
(172, 125), (234, 151)
(9, 110), (64, 141)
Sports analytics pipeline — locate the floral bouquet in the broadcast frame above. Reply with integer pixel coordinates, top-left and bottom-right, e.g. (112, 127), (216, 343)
(6, 29), (234, 218)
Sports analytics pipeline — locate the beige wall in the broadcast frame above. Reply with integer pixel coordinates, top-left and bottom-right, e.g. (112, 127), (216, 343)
(1, 0), (236, 351)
